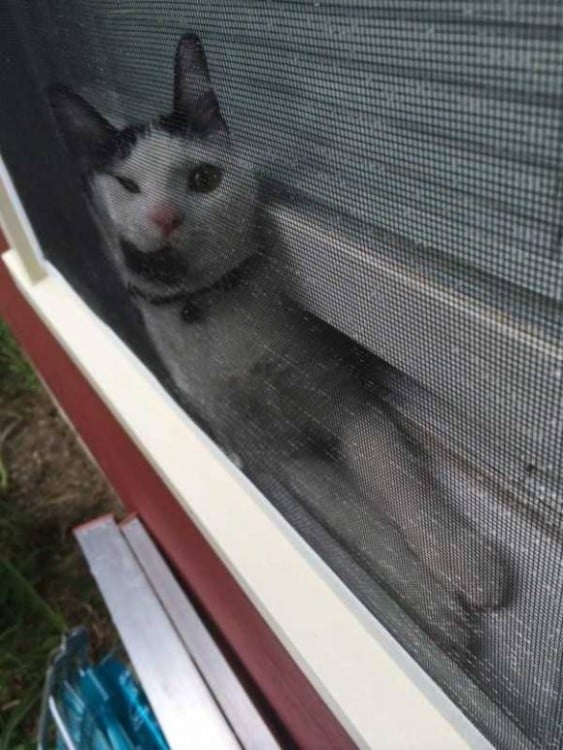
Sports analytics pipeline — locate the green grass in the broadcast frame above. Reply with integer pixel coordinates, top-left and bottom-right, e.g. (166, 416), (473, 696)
(0, 321), (38, 400)
(0, 505), (65, 750)
(0, 319), (119, 749)
(0, 321), (37, 500)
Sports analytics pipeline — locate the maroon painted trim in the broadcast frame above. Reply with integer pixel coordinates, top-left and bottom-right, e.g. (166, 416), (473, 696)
(0, 250), (356, 750)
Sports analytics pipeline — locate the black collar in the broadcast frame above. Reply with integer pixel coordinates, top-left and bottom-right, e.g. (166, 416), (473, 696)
(128, 253), (262, 322)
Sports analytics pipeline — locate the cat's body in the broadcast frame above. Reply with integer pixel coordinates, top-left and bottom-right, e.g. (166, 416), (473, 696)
(50, 34), (510, 657)
(111, 214), (367, 469)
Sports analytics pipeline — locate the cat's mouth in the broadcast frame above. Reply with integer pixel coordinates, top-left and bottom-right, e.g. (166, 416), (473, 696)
(120, 238), (190, 286)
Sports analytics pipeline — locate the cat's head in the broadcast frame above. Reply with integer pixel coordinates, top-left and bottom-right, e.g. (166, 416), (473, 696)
(49, 34), (258, 296)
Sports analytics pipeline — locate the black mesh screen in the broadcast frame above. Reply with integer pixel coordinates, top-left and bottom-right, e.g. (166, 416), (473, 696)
(1, 3), (562, 747)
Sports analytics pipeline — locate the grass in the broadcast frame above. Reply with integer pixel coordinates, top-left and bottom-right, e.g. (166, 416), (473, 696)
(0, 322), (37, 500)
(0, 319), (119, 748)
(0, 322), (38, 401)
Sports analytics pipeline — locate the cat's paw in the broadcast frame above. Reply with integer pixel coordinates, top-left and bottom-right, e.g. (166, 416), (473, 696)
(428, 528), (511, 612)
(227, 451), (244, 469)
(422, 592), (476, 662)
(342, 402), (512, 612)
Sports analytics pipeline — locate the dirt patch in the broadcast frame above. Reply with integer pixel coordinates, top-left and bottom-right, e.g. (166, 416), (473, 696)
(2, 386), (122, 636)
(4, 388), (120, 536)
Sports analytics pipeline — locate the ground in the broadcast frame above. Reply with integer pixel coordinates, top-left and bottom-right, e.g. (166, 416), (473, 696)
(0, 319), (121, 749)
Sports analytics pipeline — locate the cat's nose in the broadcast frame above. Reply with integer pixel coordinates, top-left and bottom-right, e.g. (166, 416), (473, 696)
(149, 205), (185, 238)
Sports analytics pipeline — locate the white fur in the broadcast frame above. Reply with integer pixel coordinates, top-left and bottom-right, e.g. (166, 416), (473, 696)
(92, 128), (258, 295)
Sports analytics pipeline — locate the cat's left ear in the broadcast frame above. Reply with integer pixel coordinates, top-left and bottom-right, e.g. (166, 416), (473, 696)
(49, 85), (119, 168)
(173, 34), (227, 135)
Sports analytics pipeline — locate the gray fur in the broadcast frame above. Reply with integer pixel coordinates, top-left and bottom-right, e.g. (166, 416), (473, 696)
(49, 33), (510, 657)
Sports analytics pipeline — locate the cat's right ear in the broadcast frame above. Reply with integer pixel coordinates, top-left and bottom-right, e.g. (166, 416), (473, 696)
(48, 86), (118, 169)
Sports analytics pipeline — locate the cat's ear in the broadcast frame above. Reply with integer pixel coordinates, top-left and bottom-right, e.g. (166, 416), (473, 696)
(49, 85), (118, 168)
(173, 34), (227, 134)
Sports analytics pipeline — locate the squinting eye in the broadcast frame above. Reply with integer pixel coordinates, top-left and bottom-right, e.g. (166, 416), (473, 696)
(115, 175), (141, 194)
(188, 163), (222, 194)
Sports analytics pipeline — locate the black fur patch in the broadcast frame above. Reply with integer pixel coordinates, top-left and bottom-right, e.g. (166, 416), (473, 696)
(112, 125), (148, 161)
(157, 111), (191, 137)
(93, 124), (150, 173)
(157, 111), (222, 139)
(48, 87), (153, 174)
(120, 238), (190, 286)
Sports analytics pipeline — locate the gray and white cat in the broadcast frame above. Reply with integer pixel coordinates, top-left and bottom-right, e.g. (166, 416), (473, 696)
(50, 34), (509, 656)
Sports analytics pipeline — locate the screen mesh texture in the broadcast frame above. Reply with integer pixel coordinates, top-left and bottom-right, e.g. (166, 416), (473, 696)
(0, 3), (562, 748)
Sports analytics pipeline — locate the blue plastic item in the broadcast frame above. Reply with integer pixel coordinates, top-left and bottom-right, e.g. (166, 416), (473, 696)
(37, 628), (170, 750)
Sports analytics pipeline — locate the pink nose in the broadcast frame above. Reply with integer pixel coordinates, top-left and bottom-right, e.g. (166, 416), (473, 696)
(149, 205), (184, 238)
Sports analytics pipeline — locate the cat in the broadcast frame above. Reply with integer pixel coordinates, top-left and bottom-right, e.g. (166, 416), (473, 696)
(49, 33), (510, 658)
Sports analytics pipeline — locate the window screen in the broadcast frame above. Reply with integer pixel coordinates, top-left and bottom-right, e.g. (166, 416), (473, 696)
(1, 3), (562, 748)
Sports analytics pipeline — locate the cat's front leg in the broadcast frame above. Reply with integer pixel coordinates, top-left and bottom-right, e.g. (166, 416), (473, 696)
(342, 402), (511, 612)
(258, 455), (476, 661)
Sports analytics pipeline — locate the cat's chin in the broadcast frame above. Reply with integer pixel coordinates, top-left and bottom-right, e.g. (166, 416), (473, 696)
(119, 238), (192, 287)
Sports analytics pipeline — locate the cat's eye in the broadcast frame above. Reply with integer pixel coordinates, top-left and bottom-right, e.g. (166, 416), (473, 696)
(188, 163), (222, 194)
(115, 175), (141, 194)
